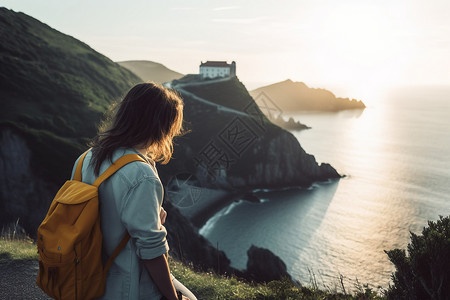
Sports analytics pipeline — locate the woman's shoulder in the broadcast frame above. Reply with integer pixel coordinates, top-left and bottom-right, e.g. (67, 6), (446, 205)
(111, 148), (161, 186)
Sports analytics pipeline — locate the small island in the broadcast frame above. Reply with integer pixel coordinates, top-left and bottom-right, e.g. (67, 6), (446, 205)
(269, 114), (310, 131)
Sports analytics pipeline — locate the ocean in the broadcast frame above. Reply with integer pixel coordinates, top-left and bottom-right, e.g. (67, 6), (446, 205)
(199, 86), (450, 290)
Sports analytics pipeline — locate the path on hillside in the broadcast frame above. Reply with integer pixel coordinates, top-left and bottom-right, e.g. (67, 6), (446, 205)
(174, 76), (233, 88)
(176, 88), (250, 117)
(0, 259), (50, 299)
(169, 77), (251, 117)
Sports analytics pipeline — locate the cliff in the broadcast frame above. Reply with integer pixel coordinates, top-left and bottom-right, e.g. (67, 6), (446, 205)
(0, 127), (57, 234)
(155, 76), (340, 232)
(158, 77), (340, 192)
(250, 79), (366, 112)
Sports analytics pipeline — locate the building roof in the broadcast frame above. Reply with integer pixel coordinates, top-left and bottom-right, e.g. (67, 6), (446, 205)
(200, 61), (231, 68)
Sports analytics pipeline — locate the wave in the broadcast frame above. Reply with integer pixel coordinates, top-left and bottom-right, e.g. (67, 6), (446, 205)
(199, 200), (245, 236)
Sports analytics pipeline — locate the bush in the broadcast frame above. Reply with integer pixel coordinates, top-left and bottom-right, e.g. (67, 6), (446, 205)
(385, 216), (450, 300)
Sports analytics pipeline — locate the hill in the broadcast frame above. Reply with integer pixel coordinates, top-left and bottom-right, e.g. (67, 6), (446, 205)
(250, 79), (366, 112)
(0, 7), (142, 234)
(117, 60), (184, 83)
(169, 76), (339, 189)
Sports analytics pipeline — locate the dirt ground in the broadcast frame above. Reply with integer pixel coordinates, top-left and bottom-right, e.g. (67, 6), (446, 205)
(0, 259), (50, 300)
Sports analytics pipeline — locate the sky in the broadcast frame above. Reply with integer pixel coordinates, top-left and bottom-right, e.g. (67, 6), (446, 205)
(3, 0), (450, 102)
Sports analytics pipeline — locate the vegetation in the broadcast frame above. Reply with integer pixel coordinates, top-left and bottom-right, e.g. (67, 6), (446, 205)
(0, 235), (382, 300)
(5, 215), (450, 299)
(385, 216), (450, 300)
(170, 257), (382, 299)
(0, 8), (140, 136)
(0, 237), (36, 262)
(183, 77), (264, 114)
(0, 7), (140, 167)
(0, 220), (36, 261)
(0, 8), (140, 233)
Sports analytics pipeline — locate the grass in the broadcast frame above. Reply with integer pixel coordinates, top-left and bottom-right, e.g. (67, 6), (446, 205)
(0, 221), (37, 262)
(183, 77), (266, 115)
(0, 225), (384, 300)
(169, 257), (383, 300)
(0, 238), (37, 261)
(170, 258), (271, 299)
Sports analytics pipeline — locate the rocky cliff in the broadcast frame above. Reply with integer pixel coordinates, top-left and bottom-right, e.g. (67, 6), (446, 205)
(245, 245), (292, 283)
(0, 128), (54, 233)
(158, 77), (340, 192)
(0, 123), (85, 234)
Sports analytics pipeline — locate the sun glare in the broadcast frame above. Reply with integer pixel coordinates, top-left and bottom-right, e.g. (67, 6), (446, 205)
(323, 6), (390, 63)
(301, 2), (412, 103)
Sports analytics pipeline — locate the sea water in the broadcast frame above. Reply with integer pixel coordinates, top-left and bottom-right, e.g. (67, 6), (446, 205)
(199, 86), (450, 290)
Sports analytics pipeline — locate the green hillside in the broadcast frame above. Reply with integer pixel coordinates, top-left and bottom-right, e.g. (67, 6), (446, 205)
(182, 76), (258, 113)
(118, 60), (184, 83)
(0, 7), (140, 232)
(0, 8), (140, 138)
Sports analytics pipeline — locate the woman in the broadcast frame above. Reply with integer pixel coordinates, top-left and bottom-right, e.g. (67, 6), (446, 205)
(71, 82), (194, 300)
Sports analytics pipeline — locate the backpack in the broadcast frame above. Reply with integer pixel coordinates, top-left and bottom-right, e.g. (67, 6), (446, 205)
(36, 151), (145, 300)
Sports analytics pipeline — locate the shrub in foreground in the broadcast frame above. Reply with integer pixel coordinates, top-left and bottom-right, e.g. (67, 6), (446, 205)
(385, 216), (450, 300)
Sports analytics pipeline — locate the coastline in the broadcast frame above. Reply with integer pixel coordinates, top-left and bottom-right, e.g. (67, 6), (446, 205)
(188, 178), (342, 230)
(190, 191), (243, 228)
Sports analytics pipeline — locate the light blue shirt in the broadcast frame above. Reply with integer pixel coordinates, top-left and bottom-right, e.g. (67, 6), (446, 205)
(71, 148), (168, 300)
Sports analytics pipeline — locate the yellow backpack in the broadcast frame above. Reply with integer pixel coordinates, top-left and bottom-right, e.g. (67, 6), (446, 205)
(36, 151), (145, 300)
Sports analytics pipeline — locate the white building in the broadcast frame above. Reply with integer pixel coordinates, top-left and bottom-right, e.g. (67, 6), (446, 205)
(199, 61), (236, 79)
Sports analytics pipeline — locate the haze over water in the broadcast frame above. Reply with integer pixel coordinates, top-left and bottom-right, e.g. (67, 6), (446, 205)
(200, 86), (450, 289)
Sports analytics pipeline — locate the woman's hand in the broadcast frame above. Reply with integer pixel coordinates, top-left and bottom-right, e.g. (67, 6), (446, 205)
(160, 207), (167, 225)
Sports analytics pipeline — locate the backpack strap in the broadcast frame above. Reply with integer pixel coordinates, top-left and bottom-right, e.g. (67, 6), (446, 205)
(103, 233), (131, 274)
(92, 154), (147, 187)
(73, 150), (90, 181)
(94, 153), (148, 274)
(74, 152), (147, 273)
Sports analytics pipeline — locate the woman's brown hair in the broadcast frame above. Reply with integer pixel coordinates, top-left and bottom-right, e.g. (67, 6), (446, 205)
(90, 82), (184, 175)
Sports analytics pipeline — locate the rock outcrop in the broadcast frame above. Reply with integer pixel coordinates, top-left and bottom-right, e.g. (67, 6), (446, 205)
(0, 128), (57, 235)
(244, 245), (292, 283)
